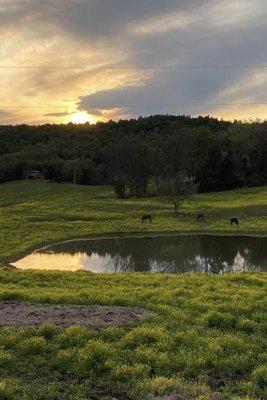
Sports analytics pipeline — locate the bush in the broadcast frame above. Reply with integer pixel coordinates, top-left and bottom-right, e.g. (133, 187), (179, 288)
(237, 318), (257, 334)
(251, 365), (267, 396)
(0, 379), (21, 400)
(220, 335), (250, 355)
(112, 363), (150, 384)
(77, 340), (114, 376)
(134, 346), (171, 375)
(0, 349), (14, 372)
(56, 326), (95, 348)
(203, 311), (237, 330)
(121, 326), (171, 350)
(52, 349), (76, 373)
(213, 354), (252, 379)
(38, 324), (60, 341)
(19, 337), (49, 356)
(100, 326), (126, 342)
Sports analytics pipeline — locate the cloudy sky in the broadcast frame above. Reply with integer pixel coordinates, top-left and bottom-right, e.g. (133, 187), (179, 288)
(0, 0), (266, 124)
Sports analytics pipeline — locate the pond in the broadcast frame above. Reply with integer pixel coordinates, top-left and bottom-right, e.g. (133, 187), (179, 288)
(11, 235), (267, 274)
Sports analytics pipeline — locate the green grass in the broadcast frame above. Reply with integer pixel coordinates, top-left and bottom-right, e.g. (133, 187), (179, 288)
(0, 271), (266, 399)
(0, 181), (266, 399)
(0, 180), (266, 262)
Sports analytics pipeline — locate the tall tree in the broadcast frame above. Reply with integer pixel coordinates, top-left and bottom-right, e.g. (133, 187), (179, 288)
(163, 124), (193, 216)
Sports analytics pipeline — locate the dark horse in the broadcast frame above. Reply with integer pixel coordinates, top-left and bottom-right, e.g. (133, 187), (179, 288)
(142, 215), (152, 223)
(231, 218), (239, 226)
(196, 214), (204, 222)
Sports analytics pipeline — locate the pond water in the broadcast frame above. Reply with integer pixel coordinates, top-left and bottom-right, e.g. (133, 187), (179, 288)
(11, 235), (267, 274)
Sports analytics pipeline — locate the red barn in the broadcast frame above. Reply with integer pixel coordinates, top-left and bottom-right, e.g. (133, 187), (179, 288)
(22, 170), (45, 180)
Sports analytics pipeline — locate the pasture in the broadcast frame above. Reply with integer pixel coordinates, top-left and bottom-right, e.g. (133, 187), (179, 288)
(0, 270), (266, 399)
(0, 180), (266, 263)
(0, 181), (266, 399)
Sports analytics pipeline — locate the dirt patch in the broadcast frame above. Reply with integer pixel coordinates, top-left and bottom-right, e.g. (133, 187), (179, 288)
(149, 390), (219, 400)
(86, 386), (132, 400)
(149, 393), (194, 400)
(0, 301), (147, 328)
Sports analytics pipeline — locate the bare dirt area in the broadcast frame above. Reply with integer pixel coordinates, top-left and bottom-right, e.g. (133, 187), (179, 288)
(150, 394), (192, 400)
(0, 301), (147, 328)
(149, 390), (219, 400)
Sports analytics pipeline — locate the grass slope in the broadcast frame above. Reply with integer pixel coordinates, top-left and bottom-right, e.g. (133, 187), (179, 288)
(0, 271), (266, 400)
(0, 181), (266, 399)
(0, 181), (266, 262)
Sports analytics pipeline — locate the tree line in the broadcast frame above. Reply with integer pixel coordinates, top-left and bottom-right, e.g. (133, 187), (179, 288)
(0, 115), (266, 199)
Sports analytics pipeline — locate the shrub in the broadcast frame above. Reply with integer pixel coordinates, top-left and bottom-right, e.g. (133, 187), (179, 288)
(112, 363), (150, 384)
(203, 311), (236, 330)
(0, 329), (30, 351)
(19, 336), (48, 356)
(220, 335), (250, 355)
(0, 291), (24, 301)
(121, 326), (170, 350)
(56, 326), (96, 348)
(100, 326), (126, 342)
(38, 324), (60, 341)
(237, 319), (257, 334)
(77, 340), (114, 376)
(213, 354), (252, 379)
(251, 365), (267, 396)
(0, 349), (14, 372)
(147, 376), (180, 396)
(0, 379), (21, 400)
(134, 346), (171, 375)
(52, 349), (76, 373)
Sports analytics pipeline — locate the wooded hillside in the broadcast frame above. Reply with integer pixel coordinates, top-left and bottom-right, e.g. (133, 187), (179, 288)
(0, 115), (266, 196)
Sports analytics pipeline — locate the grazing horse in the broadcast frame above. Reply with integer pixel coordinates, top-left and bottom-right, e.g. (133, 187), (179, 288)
(196, 214), (204, 222)
(231, 218), (239, 226)
(142, 215), (152, 223)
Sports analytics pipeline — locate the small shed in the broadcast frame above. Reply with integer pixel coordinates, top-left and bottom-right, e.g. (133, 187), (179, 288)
(22, 170), (45, 180)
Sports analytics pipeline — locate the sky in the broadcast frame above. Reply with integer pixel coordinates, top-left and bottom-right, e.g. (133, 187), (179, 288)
(0, 0), (266, 125)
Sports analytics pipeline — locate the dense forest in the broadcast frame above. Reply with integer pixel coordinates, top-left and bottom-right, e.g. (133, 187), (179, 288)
(0, 115), (266, 199)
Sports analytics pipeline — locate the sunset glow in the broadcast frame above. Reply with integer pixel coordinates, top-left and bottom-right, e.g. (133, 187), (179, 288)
(70, 111), (93, 124)
(0, 0), (266, 124)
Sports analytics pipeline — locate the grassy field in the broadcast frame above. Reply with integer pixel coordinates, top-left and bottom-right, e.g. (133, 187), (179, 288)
(0, 181), (266, 399)
(0, 270), (266, 400)
(0, 180), (266, 263)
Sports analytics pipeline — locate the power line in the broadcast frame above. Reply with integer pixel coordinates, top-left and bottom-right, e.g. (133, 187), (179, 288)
(0, 65), (267, 70)
(0, 102), (267, 109)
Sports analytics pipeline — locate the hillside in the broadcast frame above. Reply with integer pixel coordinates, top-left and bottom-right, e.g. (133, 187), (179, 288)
(0, 181), (266, 399)
(0, 116), (266, 194)
(0, 266), (266, 399)
(0, 181), (266, 263)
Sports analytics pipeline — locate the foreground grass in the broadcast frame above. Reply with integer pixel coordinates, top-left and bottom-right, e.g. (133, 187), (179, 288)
(0, 270), (266, 399)
(0, 181), (266, 262)
(0, 181), (266, 399)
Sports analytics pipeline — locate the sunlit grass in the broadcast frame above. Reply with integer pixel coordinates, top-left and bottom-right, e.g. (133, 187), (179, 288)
(0, 181), (266, 398)
(0, 270), (266, 399)
(0, 181), (266, 262)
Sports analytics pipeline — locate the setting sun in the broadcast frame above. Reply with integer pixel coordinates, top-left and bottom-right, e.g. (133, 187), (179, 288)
(71, 111), (93, 124)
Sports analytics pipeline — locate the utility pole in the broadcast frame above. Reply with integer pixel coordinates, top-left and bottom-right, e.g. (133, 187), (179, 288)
(74, 167), (76, 198)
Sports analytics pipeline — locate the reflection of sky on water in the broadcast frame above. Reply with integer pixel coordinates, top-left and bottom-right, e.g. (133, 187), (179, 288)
(12, 252), (86, 272)
(11, 236), (266, 274)
(220, 251), (251, 273)
(83, 252), (113, 273)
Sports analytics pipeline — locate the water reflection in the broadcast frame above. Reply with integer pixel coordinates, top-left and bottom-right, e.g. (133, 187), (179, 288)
(11, 235), (267, 274)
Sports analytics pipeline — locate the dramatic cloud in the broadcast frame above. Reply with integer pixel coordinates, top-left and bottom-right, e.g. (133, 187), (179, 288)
(0, 0), (266, 124)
